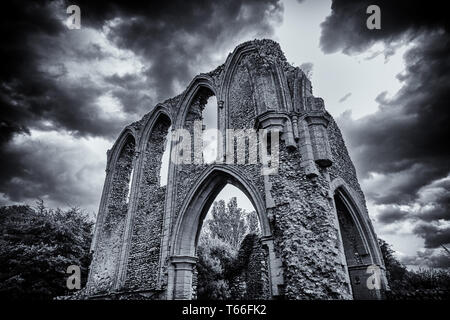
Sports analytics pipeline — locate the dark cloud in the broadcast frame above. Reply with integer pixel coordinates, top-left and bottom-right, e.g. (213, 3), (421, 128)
(320, 0), (449, 55)
(1, 0), (61, 141)
(74, 0), (283, 101)
(375, 176), (450, 250)
(0, 0), (283, 207)
(0, 1), (131, 143)
(320, 1), (450, 259)
(104, 73), (154, 115)
(416, 177), (450, 222)
(0, 132), (106, 212)
(377, 205), (408, 224)
(1, 0), (283, 140)
(402, 249), (450, 269)
(413, 223), (450, 249)
(337, 34), (450, 194)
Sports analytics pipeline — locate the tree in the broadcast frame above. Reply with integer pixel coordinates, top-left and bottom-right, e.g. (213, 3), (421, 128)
(0, 202), (93, 300)
(246, 211), (260, 235)
(379, 238), (407, 283)
(196, 234), (235, 300)
(197, 197), (263, 299)
(207, 198), (248, 250)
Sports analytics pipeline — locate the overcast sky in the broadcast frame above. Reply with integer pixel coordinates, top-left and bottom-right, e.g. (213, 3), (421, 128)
(0, 0), (449, 269)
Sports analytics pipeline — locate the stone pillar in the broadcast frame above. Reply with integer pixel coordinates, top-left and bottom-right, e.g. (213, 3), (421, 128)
(291, 115), (299, 140)
(293, 69), (302, 112)
(307, 116), (332, 167)
(115, 150), (142, 290)
(297, 117), (319, 178)
(284, 118), (297, 150)
(261, 236), (284, 297)
(305, 98), (333, 168)
(170, 255), (197, 300)
(217, 100), (225, 163)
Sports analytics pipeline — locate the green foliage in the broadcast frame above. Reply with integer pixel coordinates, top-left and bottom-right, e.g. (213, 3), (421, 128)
(231, 233), (260, 276)
(207, 198), (248, 250)
(196, 197), (262, 299)
(378, 238), (450, 300)
(247, 211), (260, 235)
(196, 235), (236, 300)
(379, 238), (408, 282)
(0, 201), (93, 300)
(196, 231), (261, 300)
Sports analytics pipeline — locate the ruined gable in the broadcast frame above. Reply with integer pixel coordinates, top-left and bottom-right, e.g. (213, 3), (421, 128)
(86, 39), (388, 300)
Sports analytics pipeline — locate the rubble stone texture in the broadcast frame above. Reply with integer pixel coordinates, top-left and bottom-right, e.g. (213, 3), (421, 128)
(86, 40), (389, 300)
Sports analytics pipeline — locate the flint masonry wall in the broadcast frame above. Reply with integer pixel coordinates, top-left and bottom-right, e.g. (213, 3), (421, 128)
(123, 117), (171, 290)
(86, 39), (388, 300)
(88, 137), (135, 294)
(242, 236), (271, 300)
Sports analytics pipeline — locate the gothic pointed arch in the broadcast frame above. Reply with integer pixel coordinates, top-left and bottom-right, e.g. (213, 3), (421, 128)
(174, 75), (217, 129)
(330, 177), (386, 299)
(114, 109), (174, 291)
(88, 130), (136, 293)
(137, 105), (172, 153)
(171, 164), (270, 257)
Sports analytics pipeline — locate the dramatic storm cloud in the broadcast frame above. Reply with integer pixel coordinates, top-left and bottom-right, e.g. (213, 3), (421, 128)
(0, 0), (283, 212)
(75, 0), (282, 102)
(320, 0), (450, 266)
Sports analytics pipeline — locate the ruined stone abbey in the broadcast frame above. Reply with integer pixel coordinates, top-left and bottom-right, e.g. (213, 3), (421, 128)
(85, 39), (388, 300)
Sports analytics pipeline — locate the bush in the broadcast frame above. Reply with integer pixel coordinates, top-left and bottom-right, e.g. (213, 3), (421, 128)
(0, 201), (93, 300)
(379, 239), (450, 300)
(196, 235), (236, 300)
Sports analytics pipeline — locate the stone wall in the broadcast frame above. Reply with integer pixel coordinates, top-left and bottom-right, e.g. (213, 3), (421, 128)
(268, 139), (351, 299)
(243, 236), (271, 299)
(172, 88), (214, 235)
(88, 137), (135, 294)
(124, 118), (171, 290)
(86, 39), (387, 300)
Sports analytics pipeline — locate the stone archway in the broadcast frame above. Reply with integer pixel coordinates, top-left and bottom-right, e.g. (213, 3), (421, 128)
(331, 181), (387, 300)
(87, 131), (136, 294)
(167, 165), (281, 300)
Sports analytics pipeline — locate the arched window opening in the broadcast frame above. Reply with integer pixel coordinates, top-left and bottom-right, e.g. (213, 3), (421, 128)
(94, 134), (135, 292)
(124, 116), (172, 289)
(160, 125), (172, 187)
(126, 167), (134, 203)
(202, 95), (218, 164)
(334, 191), (376, 299)
(109, 135), (135, 213)
(194, 184), (269, 300)
(141, 115), (171, 189)
(184, 87), (218, 165)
